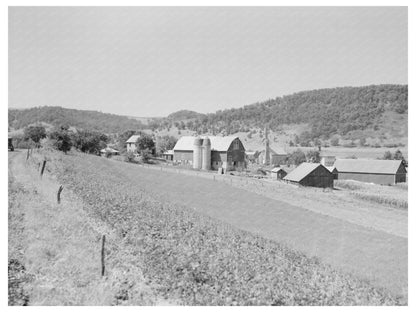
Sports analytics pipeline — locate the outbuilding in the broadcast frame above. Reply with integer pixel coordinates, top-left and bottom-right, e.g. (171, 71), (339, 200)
(271, 167), (287, 179)
(333, 159), (406, 185)
(283, 162), (334, 188)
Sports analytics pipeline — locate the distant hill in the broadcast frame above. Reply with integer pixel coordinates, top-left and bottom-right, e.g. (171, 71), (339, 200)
(150, 84), (408, 144)
(167, 110), (204, 121)
(8, 106), (145, 134)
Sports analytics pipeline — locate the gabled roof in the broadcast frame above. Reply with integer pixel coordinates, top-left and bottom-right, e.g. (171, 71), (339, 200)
(126, 135), (141, 143)
(324, 166), (337, 173)
(173, 136), (243, 152)
(283, 163), (323, 182)
(271, 167), (286, 173)
(100, 147), (119, 153)
(334, 159), (405, 175)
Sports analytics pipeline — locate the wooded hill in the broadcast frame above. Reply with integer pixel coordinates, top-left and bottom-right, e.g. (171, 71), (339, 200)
(9, 85), (407, 143)
(149, 84), (407, 141)
(8, 106), (145, 134)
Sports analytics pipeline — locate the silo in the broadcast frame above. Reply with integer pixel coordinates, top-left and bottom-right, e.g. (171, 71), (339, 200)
(193, 137), (202, 169)
(202, 137), (211, 170)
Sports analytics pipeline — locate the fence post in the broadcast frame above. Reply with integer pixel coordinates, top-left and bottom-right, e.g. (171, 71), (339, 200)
(101, 235), (106, 277)
(57, 185), (64, 204)
(40, 160), (47, 177)
(26, 149), (30, 161)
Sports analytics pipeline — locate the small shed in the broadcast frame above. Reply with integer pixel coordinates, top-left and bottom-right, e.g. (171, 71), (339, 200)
(271, 167), (287, 179)
(283, 162), (333, 188)
(100, 147), (120, 156)
(161, 149), (174, 161)
(325, 166), (338, 180)
(334, 159), (406, 185)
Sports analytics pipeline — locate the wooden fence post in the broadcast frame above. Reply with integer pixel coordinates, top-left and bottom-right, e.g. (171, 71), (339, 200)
(40, 160), (47, 177)
(101, 235), (106, 277)
(26, 149), (30, 161)
(57, 185), (64, 204)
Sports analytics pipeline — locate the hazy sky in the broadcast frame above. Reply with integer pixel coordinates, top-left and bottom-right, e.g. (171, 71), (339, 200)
(9, 6), (407, 117)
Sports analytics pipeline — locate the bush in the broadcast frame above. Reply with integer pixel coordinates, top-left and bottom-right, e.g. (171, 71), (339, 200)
(125, 151), (136, 163)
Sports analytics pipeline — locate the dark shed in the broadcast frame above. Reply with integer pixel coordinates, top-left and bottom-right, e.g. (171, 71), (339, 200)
(283, 163), (333, 188)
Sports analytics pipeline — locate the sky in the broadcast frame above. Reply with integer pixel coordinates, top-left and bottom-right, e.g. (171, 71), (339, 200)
(8, 6), (407, 117)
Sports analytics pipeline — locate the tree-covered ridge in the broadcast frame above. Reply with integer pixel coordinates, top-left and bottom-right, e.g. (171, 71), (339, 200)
(198, 84), (407, 138)
(8, 106), (145, 134)
(167, 110), (203, 121)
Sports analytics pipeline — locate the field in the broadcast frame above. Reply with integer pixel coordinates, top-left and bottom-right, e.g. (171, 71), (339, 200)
(9, 149), (407, 305)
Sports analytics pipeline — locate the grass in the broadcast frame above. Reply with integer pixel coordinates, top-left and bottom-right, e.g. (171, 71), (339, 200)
(23, 149), (407, 305)
(8, 150), (164, 305)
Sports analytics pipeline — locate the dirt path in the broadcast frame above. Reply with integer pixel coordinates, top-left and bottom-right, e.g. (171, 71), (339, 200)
(8, 151), (168, 305)
(103, 159), (407, 298)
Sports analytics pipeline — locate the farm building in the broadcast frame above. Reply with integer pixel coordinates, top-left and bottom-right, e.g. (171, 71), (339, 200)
(173, 136), (246, 171)
(333, 159), (406, 185)
(271, 167), (287, 179)
(258, 146), (288, 165)
(161, 150), (174, 161)
(283, 162), (334, 188)
(100, 147), (120, 156)
(126, 135), (141, 153)
(324, 166), (338, 180)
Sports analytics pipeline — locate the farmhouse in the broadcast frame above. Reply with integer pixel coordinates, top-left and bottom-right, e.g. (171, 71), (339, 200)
(283, 162), (334, 188)
(271, 167), (287, 179)
(173, 136), (246, 171)
(333, 159), (406, 185)
(126, 135), (141, 153)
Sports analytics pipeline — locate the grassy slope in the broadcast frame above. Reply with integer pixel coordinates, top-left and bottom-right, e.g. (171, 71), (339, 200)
(8, 150), (169, 305)
(24, 149), (407, 305)
(97, 158), (407, 297)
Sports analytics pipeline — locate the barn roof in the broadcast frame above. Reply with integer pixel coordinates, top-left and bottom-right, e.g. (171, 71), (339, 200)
(173, 136), (243, 152)
(126, 135), (141, 143)
(324, 166), (337, 173)
(283, 163), (324, 182)
(334, 159), (404, 175)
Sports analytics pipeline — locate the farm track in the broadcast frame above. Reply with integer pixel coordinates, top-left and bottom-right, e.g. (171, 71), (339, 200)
(104, 159), (407, 298)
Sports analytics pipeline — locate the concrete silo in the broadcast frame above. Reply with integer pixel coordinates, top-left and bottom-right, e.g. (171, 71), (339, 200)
(202, 136), (211, 170)
(193, 137), (202, 169)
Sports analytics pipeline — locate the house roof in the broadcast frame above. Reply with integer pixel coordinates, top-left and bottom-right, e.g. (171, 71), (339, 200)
(283, 163), (323, 182)
(271, 167), (286, 173)
(334, 159), (404, 175)
(126, 135), (141, 143)
(173, 136), (243, 152)
(100, 147), (119, 153)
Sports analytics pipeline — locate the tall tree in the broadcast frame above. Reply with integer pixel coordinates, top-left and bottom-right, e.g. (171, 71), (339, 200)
(23, 125), (46, 144)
